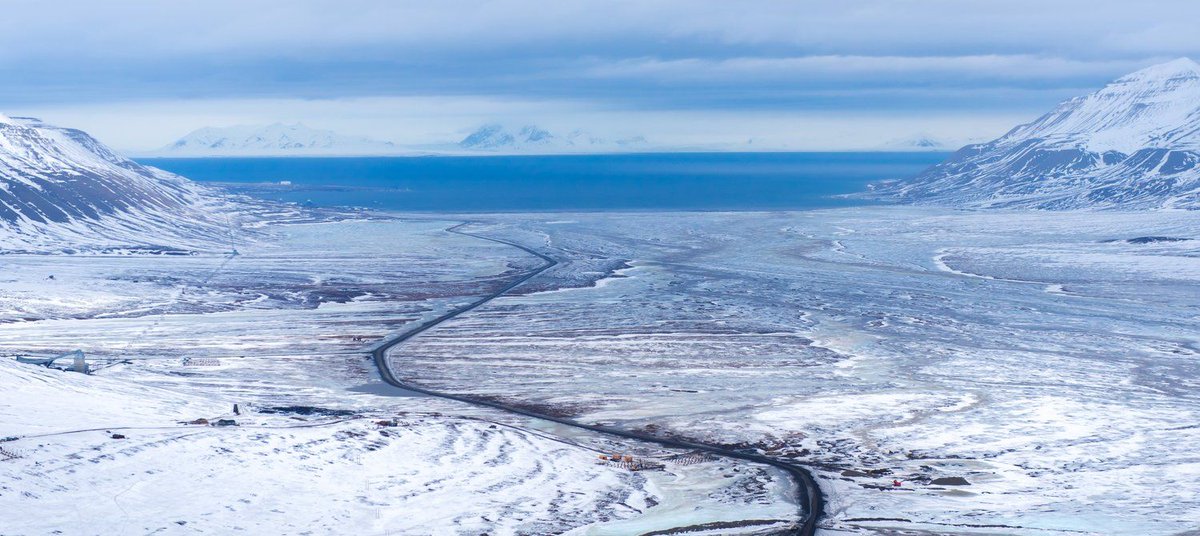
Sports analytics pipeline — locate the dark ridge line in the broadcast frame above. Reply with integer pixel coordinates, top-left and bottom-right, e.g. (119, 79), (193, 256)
(370, 221), (823, 535)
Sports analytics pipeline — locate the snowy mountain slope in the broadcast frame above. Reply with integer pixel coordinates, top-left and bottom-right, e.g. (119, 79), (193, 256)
(0, 115), (245, 252)
(459, 124), (648, 153)
(879, 58), (1200, 209)
(154, 123), (398, 156)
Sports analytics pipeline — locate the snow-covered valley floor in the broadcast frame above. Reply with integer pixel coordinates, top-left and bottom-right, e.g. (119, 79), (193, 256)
(0, 218), (797, 535)
(3, 208), (1198, 535)
(387, 209), (1200, 535)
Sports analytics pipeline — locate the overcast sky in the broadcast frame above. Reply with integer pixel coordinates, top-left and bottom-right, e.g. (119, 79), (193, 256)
(2, 0), (1197, 151)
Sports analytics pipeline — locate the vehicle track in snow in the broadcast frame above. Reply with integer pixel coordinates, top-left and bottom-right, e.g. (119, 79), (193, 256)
(370, 222), (824, 535)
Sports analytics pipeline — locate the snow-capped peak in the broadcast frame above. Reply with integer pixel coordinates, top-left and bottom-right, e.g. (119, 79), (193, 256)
(1000, 57), (1200, 154)
(1116, 57), (1200, 83)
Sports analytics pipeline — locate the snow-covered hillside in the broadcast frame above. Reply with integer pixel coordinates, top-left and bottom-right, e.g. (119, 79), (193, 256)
(0, 115), (244, 252)
(879, 58), (1200, 209)
(459, 124), (648, 153)
(154, 123), (398, 156)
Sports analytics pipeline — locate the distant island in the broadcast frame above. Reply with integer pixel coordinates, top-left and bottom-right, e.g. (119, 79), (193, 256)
(878, 133), (962, 152)
(148, 123), (400, 157)
(455, 124), (650, 153)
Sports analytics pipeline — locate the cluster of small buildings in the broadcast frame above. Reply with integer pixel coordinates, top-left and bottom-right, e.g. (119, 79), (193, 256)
(597, 453), (664, 471)
(180, 417), (238, 427)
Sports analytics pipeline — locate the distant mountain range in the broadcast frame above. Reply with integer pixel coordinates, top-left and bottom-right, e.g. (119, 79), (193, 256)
(147, 123), (654, 156)
(0, 114), (244, 252)
(457, 124), (649, 153)
(877, 58), (1200, 209)
(879, 134), (965, 152)
(152, 123), (398, 157)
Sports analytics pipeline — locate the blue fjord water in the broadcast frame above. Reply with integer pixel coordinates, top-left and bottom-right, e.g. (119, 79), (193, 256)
(138, 152), (946, 212)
